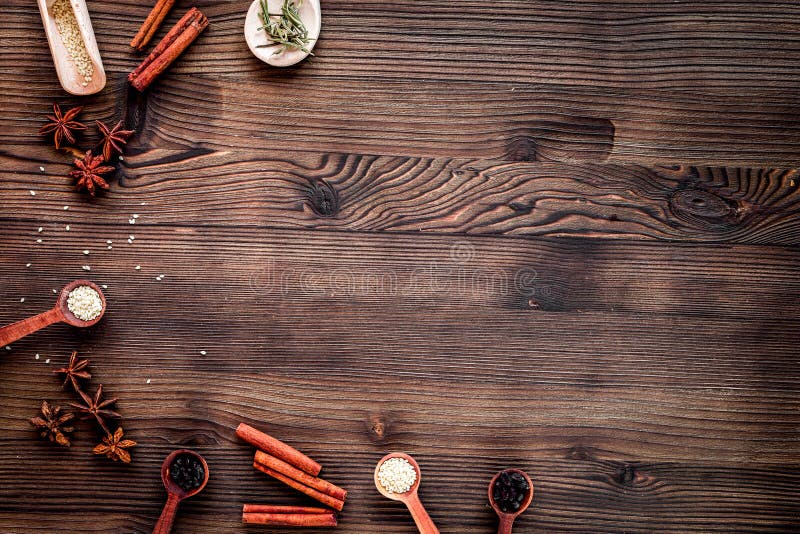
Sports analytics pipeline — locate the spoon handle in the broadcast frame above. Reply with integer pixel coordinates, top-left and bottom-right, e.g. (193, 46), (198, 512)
(405, 493), (439, 534)
(0, 307), (62, 347)
(497, 516), (515, 534)
(152, 493), (181, 534)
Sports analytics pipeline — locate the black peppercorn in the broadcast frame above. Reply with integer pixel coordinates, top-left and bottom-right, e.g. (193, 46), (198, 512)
(492, 470), (530, 513)
(170, 453), (205, 492)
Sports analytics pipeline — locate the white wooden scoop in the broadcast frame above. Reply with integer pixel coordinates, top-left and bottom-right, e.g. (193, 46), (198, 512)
(38, 0), (106, 95)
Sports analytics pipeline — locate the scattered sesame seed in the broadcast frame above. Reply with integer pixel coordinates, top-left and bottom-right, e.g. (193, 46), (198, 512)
(45, 359), (50, 364)
(64, 205), (69, 210)
(52, 289), (58, 294)
(36, 239), (42, 243)
(107, 245), (113, 250)
(35, 354), (39, 359)
(20, 298), (24, 303)
(146, 378), (151, 384)
(119, 156), (124, 161)
(135, 265), (141, 270)
(5, 346), (10, 351)
(38, 227), (43, 232)
(129, 219), (135, 224)
(26, 263), (31, 268)
(82, 265), (91, 271)
(82, 250), (90, 255)
(127, 239), (132, 244)
(107, 240), (113, 244)
(30, 190), (36, 196)
(200, 350), (206, 355)
(101, 285), (108, 289)
(132, 214), (139, 219)
(155, 276), (161, 281)
(129, 235), (135, 240)
(65, 225), (70, 231)
(39, 166), (45, 172)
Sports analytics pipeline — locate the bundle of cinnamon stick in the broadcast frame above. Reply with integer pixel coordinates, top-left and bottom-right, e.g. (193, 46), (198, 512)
(237, 423), (347, 527)
(128, 1), (208, 92)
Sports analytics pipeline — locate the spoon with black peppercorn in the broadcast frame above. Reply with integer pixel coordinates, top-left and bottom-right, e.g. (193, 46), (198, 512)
(374, 453), (439, 534)
(0, 280), (106, 347)
(152, 449), (209, 534)
(488, 469), (534, 534)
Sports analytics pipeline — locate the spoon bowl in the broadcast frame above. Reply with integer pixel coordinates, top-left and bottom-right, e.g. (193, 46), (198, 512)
(58, 279), (107, 327)
(153, 449), (209, 534)
(0, 280), (106, 347)
(374, 453), (438, 534)
(488, 469), (534, 534)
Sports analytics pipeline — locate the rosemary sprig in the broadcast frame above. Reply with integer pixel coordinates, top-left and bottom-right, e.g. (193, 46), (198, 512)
(258, 0), (313, 56)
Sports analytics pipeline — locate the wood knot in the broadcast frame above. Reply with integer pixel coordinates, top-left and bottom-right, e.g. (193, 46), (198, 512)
(509, 201), (534, 215)
(366, 413), (389, 443)
(615, 464), (636, 485)
(612, 462), (653, 488)
(669, 189), (736, 221)
(504, 117), (614, 162)
(566, 445), (595, 461)
(308, 180), (339, 217)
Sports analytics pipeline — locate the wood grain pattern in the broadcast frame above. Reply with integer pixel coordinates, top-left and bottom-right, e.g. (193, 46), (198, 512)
(2, 147), (799, 244)
(3, 0), (800, 90)
(2, 0), (799, 531)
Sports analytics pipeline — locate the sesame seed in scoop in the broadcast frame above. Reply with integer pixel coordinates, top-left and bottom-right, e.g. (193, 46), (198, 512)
(66, 285), (103, 321)
(377, 457), (417, 494)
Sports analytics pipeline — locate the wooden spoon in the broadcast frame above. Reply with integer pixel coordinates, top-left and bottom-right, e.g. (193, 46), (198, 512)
(488, 469), (534, 534)
(153, 449), (210, 534)
(0, 280), (106, 347)
(37, 0), (106, 95)
(374, 452), (439, 534)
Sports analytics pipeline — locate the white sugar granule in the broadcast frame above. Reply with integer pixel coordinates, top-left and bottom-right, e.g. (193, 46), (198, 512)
(66, 285), (103, 321)
(377, 457), (417, 494)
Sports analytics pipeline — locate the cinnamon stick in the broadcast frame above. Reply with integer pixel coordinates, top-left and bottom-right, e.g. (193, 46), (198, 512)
(128, 8), (208, 92)
(236, 423), (322, 476)
(253, 462), (345, 511)
(255, 450), (347, 501)
(242, 512), (337, 527)
(243, 504), (330, 514)
(130, 0), (177, 51)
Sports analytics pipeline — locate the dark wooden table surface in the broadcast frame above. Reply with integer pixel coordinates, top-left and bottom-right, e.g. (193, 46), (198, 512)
(2, 0), (799, 532)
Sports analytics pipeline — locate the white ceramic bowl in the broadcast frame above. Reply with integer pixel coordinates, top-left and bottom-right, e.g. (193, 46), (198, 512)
(244, 0), (321, 67)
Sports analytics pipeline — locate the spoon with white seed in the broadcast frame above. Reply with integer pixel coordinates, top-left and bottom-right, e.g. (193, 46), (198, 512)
(374, 453), (439, 534)
(0, 280), (106, 347)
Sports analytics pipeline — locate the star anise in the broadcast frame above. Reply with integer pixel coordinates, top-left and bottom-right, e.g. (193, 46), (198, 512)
(53, 351), (91, 391)
(96, 120), (134, 162)
(39, 103), (87, 149)
(70, 384), (120, 435)
(93, 426), (136, 463)
(69, 150), (115, 195)
(30, 400), (74, 447)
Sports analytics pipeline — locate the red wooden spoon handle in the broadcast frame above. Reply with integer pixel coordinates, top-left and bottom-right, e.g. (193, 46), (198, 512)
(404, 492), (439, 534)
(497, 515), (515, 534)
(152, 493), (181, 534)
(0, 307), (62, 347)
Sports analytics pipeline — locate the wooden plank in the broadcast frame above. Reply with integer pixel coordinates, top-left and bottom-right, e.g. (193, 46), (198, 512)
(2, 0), (799, 90)
(0, 221), (799, 320)
(2, 148), (799, 244)
(2, 75), (798, 165)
